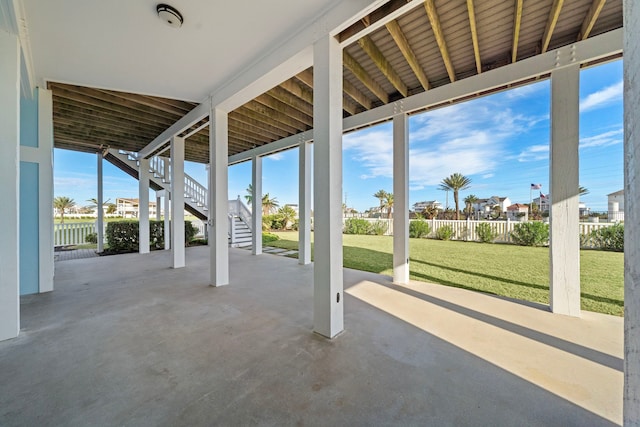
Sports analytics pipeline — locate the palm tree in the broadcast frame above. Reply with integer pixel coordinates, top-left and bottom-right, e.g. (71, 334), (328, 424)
(277, 205), (297, 229)
(87, 197), (111, 212)
(579, 186), (589, 196)
(245, 184), (253, 204)
(53, 196), (76, 223)
(438, 173), (472, 220)
(383, 193), (394, 219)
(464, 194), (478, 218)
(106, 203), (117, 215)
(262, 193), (279, 216)
(373, 189), (387, 213)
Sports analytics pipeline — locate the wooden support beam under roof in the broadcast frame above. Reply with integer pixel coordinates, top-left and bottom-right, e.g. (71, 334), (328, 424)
(234, 105), (300, 135)
(343, 79), (373, 109)
(541, 0), (565, 53)
(385, 19), (430, 91)
(296, 68), (370, 112)
(267, 86), (313, 117)
(53, 106), (165, 138)
(93, 88), (194, 116)
(229, 114), (288, 141)
(280, 78), (314, 104)
(424, 0), (456, 83)
(579, 0), (607, 40)
(512, 0), (523, 63)
(52, 101), (168, 132)
(244, 100), (309, 132)
(466, 0), (482, 74)
(343, 50), (389, 104)
(357, 35), (408, 97)
(228, 120), (281, 143)
(254, 93), (312, 127)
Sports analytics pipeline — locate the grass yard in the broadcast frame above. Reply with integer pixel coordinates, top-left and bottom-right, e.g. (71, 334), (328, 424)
(270, 232), (624, 316)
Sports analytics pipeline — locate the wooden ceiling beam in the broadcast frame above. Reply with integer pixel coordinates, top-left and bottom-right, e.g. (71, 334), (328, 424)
(343, 79), (373, 109)
(280, 78), (314, 104)
(295, 69), (370, 112)
(228, 122), (279, 143)
(254, 93), (313, 127)
(512, 0), (523, 63)
(232, 107), (295, 137)
(93, 88), (195, 116)
(541, 0), (565, 53)
(268, 86), (313, 117)
(342, 96), (360, 116)
(385, 19), (430, 91)
(243, 101), (308, 132)
(579, 0), (606, 40)
(54, 117), (161, 140)
(466, 0), (482, 74)
(53, 104), (167, 135)
(343, 51), (389, 103)
(357, 35), (408, 97)
(424, 0), (456, 83)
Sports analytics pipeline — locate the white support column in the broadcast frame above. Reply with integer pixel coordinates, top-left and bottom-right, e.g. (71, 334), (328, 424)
(393, 113), (409, 284)
(164, 190), (171, 250)
(209, 106), (229, 286)
(0, 32), (20, 341)
(138, 157), (150, 254)
(313, 34), (343, 338)
(97, 153), (104, 253)
(170, 136), (185, 268)
(155, 193), (161, 221)
(37, 88), (54, 292)
(299, 139), (311, 265)
(251, 155), (262, 255)
(549, 64), (580, 317)
(624, 1), (640, 423)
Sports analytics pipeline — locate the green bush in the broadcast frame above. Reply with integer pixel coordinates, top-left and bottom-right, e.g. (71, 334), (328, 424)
(344, 218), (372, 235)
(436, 225), (454, 240)
(85, 232), (98, 244)
(510, 221), (549, 246)
(409, 220), (431, 238)
(262, 232), (280, 244)
(263, 214), (285, 230)
(370, 221), (388, 236)
(589, 223), (624, 252)
(105, 220), (197, 253)
(476, 222), (498, 243)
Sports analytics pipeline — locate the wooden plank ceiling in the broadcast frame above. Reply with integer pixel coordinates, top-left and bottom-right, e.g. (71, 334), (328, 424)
(51, 0), (622, 164)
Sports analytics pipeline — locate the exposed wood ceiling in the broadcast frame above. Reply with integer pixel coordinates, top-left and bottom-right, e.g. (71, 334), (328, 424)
(51, 0), (623, 164)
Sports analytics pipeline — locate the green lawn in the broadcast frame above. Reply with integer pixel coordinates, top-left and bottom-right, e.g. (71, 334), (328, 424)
(269, 232), (624, 316)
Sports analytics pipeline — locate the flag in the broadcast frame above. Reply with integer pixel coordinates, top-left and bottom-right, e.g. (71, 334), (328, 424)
(540, 192), (546, 199)
(531, 183), (542, 190)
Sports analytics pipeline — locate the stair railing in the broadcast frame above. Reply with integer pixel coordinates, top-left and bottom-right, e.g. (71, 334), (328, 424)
(228, 197), (253, 232)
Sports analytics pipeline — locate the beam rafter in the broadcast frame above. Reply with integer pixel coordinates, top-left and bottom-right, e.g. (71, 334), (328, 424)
(244, 100), (309, 132)
(579, 0), (606, 40)
(466, 0), (482, 74)
(512, 0), (523, 63)
(343, 50), (389, 103)
(541, 0), (565, 53)
(357, 35), (408, 97)
(424, 0), (456, 83)
(385, 19), (430, 91)
(254, 93), (312, 127)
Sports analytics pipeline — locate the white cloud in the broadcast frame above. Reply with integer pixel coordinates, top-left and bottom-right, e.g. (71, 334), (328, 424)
(504, 82), (546, 99)
(266, 152), (284, 161)
(580, 128), (623, 149)
(580, 81), (622, 112)
(482, 173), (494, 179)
(516, 144), (549, 162)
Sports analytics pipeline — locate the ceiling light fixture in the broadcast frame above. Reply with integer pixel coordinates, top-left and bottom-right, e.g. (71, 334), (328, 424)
(157, 4), (183, 28)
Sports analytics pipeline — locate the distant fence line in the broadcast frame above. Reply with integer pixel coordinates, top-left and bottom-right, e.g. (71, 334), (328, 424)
(343, 218), (618, 249)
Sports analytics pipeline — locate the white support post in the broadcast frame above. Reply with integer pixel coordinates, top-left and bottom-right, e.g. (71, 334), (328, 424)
(163, 157), (169, 183)
(313, 34), (344, 338)
(97, 153), (104, 253)
(393, 113), (409, 284)
(0, 31), (20, 341)
(209, 106), (229, 286)
(138, 157), (150, 254)
(624, 1), (640, 423)
(549, 64), (580, 317)
(37, 88), (54, 292)
(251, 155), (263, 255)
(299, 139), (311, 265)
(164, 190), (171, 250)
(155, 194), (161, 221)
(170, 136), (185, 268)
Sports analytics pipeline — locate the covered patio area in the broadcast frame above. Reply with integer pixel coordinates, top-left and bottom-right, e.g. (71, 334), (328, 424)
(0, 248), (623, 425)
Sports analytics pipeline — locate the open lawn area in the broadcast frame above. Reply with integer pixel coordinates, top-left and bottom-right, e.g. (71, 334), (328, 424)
(270, 232), (624, 316)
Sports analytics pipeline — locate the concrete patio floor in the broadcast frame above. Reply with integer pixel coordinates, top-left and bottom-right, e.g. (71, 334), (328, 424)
(0, 246), (623, 426)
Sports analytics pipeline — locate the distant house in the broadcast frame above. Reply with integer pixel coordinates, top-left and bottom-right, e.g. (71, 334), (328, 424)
(412, 200), (443, 213)
(116, 198), (157, 218)
(533, 193), (550, 212)
(473, 196), (511, 217)
(506, 204), (529, 220)
(608, 189), (624, 222)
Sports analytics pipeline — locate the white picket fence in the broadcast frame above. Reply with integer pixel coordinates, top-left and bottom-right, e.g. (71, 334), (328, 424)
(343, 218), (618, 248)
(54, 222), (97, 246)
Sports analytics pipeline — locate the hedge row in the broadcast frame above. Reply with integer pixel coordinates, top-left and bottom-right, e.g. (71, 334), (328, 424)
(106, 220), (197, 253)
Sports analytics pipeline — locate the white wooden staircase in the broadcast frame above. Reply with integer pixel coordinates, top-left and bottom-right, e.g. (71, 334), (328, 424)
(104, 149), (253, 247)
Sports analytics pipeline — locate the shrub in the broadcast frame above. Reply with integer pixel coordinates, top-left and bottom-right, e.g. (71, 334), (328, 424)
(476, 222), (498, 243)
(263, 214), (285, 230)
(344, 218), (372, 235)
(85, 232), (98, 244)
(262, 232), (280, 244)
(589, 223), (624, 252)
(436, 225), (454, 241)
(510, 221), (549, 246)
(105, 220), (197, 253)
(370, 221), (388, 236)
(409, 220), (431, 238)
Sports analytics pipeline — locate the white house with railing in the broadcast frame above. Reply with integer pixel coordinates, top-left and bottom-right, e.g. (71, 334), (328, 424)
(116, 198), (158, 218)
(608, 190), (624, 222)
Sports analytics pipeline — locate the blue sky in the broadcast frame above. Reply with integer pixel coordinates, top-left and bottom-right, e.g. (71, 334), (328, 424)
(54, 60), (623, 212)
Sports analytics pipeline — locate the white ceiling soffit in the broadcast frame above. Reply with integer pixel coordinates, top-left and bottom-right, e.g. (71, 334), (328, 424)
(21, 0), (384, 102)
